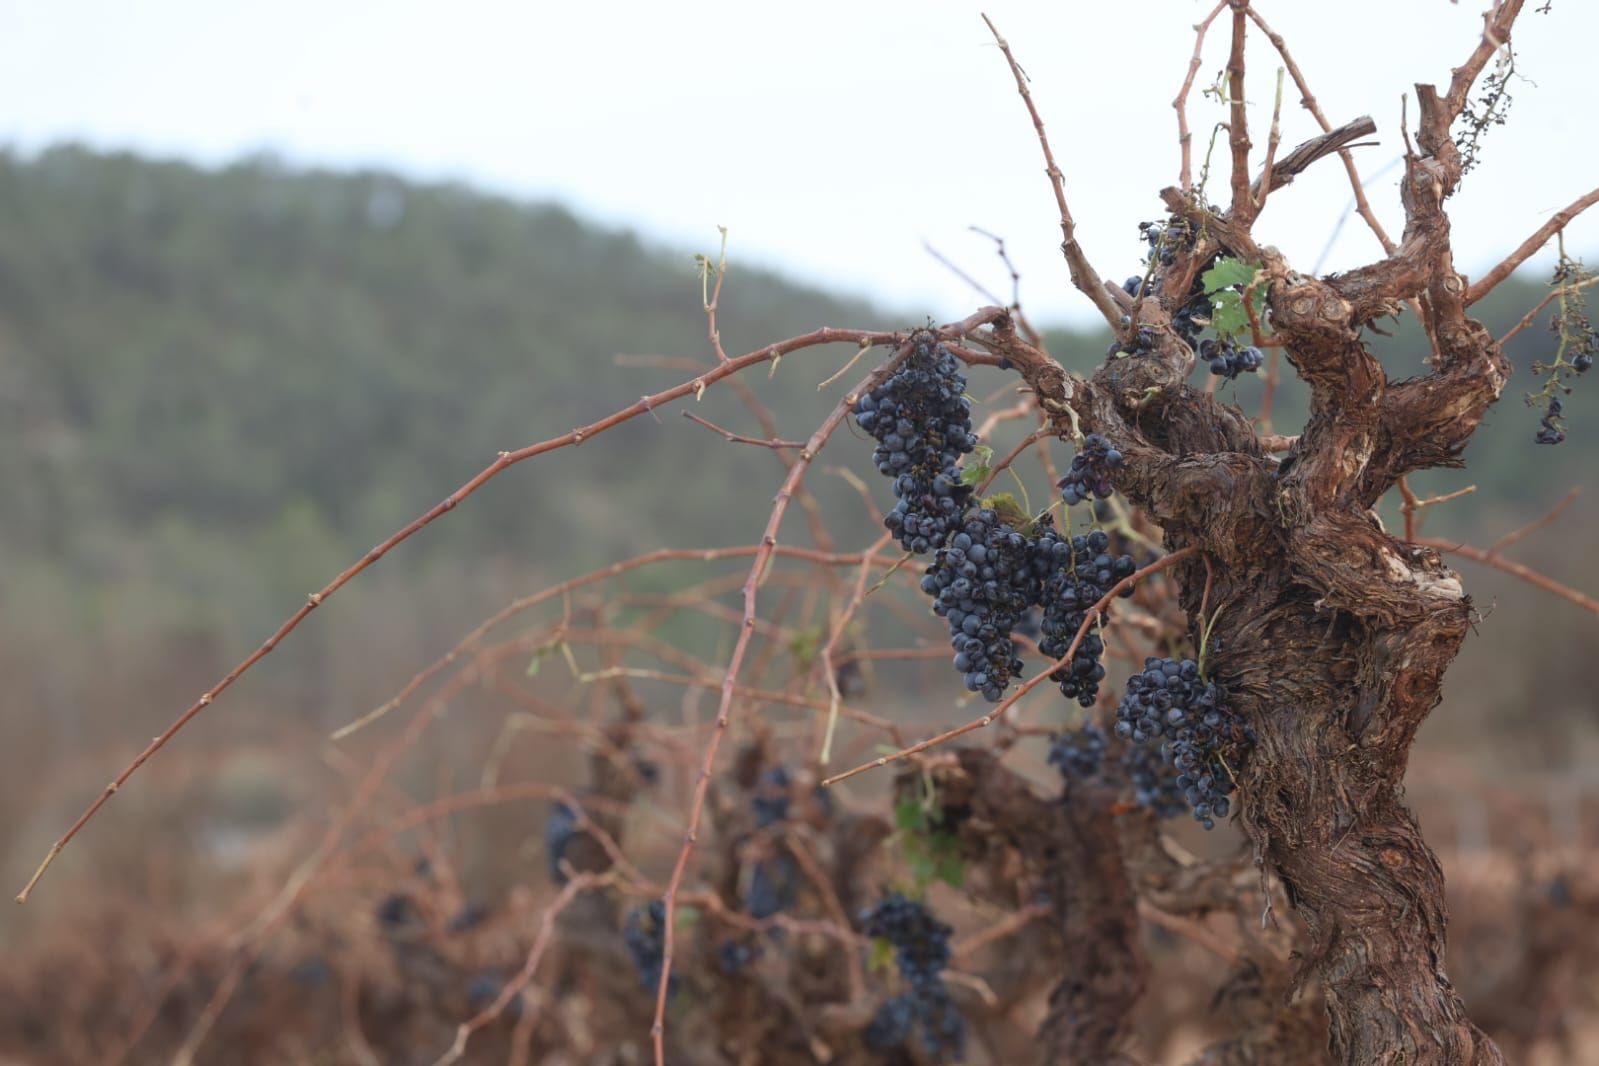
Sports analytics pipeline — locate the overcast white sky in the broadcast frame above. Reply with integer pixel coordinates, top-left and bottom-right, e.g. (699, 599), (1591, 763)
(2, 1), (1595, 326)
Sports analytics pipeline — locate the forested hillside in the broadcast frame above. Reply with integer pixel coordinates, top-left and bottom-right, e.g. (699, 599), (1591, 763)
(0, 145), (1591, 794)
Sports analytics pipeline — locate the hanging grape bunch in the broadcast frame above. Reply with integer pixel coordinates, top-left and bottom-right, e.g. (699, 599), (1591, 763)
(922, 507), (1039, 702)
(860, 892), (966, 1059)
(1034, 525), (1137, 707)
(1115, 657), (1253, 829)
(852, 336), (979, 553)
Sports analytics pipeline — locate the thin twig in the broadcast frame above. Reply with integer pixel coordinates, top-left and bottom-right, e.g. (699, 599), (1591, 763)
(1174, 1), (1231, 192)
(651, 351), (913, 1065)
(982, 14), (1124, 331)
(14, 319), (960, 904)
(1488, 488), (1580, 554)
(1418, 537), (1599, 617)
(682, 411), (807, 449)
(1468, 186), (1599, 304)
(432, 873), (616, 1066)
(1499, 273), (1599, 344)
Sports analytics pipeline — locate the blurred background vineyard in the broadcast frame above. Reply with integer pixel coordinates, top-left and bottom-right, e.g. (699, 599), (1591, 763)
(1, 146), (1597, 1063)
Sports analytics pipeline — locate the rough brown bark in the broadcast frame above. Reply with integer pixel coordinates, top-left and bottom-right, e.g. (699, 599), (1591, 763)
(964, 7), (1553, 1058)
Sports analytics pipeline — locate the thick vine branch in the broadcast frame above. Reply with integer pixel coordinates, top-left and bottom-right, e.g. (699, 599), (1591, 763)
(1467, 184), (1599, 303)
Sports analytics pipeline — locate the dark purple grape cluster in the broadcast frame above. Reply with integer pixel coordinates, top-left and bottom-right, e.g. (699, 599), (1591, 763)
(1114, 657), (1251, 829)
(1035, 527), (1137, 707)
(865, 982), (965, 1059)
(853, 336), (979, 554)
(1139, 217), (1196, 267)
(1047, 722), (1107, 781)
(1122, 740), (1188, 819)
(1057, 434), (1124, 506)
(921, 508), (1038, 702)
(623, 900), (676, 994)
(1199, 337), (1264, 379)
(860, 892), (965, 1059)
(1536, 395), (1566, 445)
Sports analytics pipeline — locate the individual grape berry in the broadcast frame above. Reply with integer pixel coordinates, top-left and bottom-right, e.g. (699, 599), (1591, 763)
(623, 901), (676, 994)
(1576, 352), (1594, 372)
(717, 939), (757, 974)
(545, 800), (580, 883)
(1047, 723), (1107, 782)
(853, 335), (980, 553)
(1033, 525), (1136, 707)
(922, 508), (1039, 701)
(1114, 657), (1251, 828)
(375, 893), (417, 932)
(1057, 434), (1124, 506)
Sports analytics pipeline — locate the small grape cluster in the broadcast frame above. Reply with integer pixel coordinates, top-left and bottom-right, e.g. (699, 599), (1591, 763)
(860, 892), (965, 1059)
(1057, 434), (1124, 506)
(752, 765), (791, 829)
(1171, 288), (1215, 345)
(1035, 527), (1137, 707)
(623, 900), (676, 994)
(1139, 218), (1196, 268)
(745, 854), (797, 920)
(1198, 337), (1263, 380)
(1115, 657), (1250, 829)
(922, 509), (1038, 702)
(1047, 722), (1107, 781)
(1121, 741), (1188, 819)
(1536, 395), (1566, 445)
(853, 336), (979, 554)
(717, 939), (757, 975)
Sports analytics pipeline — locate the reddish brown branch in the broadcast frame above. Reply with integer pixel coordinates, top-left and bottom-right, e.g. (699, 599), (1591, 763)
(1174, 1), (1230, 193)
(1225, 2), (1254, 220)
(1417, 537), (1599, 617)
(1246, 7), (1395, 254)
(1468, 185), (1599, 304)
(1489, 488), (1579, 554)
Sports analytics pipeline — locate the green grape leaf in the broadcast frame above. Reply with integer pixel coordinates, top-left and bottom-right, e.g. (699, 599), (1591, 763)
(959, 445), (994, 487)
(1209, 289), (1249, 338)
(1201, 256), (1258, 295)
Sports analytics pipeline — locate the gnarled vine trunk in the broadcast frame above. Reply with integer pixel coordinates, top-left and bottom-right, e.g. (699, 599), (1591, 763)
(976, 7), (1535, 1052)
